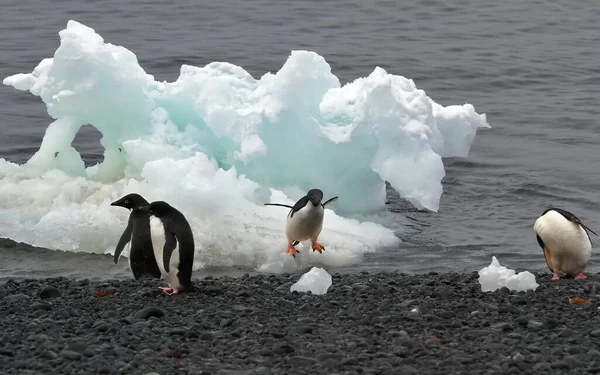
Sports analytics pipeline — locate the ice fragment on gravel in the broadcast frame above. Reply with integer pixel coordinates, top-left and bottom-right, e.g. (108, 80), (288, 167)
(290, 267), (332, 295)
(478, 256), (538, 292)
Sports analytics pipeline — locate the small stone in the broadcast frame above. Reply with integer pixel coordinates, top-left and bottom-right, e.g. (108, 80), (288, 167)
(559, 328), (575, 338)
(59, 350), (82, 360)
(341, 357), (359, 366)
(478, 303), (498, 311)
(41, 350), (58, 360)
(492, 322), (513, 331)
(4, 294), (29, 303)
(30, 302), (52, 311)
(515, 316), (530, 326)
(52, 310), (70, 321)
(220, 319), (233, 328)
(587, 349), (600, 357)
(39, 286), (61, 299)
(138, 349), (155, 357)
(437, 311), (456, 319)
(589, 329), (600, 337)
(274, 344), (294, 354)
(297, 326), (313, 334)
(169, 328), (187, 336)
(134, 307), (165, 319)
(270, 330), (285, 338)
(67, 342), (87, 353)
(290, 356), (318, 366)
(401, 366), (419, 374)
(513, 352), (525, 361)
(203, 287), (224, 296)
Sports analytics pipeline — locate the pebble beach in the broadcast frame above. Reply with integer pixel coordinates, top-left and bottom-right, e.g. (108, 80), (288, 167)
(2, 271), (600, 374)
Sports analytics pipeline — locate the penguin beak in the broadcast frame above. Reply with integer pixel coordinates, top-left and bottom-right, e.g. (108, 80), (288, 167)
(110, 200), (120, 207)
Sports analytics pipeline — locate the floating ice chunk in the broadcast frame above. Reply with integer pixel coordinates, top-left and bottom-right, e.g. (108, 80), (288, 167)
(478, 256), (539, 292)
(290, 267), (333, 295)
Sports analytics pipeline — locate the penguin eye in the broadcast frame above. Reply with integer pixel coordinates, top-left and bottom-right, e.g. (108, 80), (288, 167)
(124, 200), (129, 204)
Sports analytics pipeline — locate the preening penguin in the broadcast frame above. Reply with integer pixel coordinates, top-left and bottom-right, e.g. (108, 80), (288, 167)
(111, 193), (161, 280)
(142, 201), (195, 294)
(265, 189), (338, 257)
(534, 207), (597, 280)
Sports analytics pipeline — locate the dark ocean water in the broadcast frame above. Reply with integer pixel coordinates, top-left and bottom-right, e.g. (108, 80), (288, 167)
(0, 0), (599, 280)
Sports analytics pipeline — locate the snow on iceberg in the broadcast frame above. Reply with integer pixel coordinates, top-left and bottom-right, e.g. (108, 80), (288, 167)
(0, 20), (489, 274)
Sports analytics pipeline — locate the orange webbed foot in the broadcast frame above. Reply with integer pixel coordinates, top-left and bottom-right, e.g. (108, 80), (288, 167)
(311, 242), (325, 253)
(286, 245), (299, 257)
(159, 286), (174, 294)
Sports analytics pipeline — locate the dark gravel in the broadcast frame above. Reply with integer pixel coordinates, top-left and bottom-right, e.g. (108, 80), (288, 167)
(2, 271), (600, 374)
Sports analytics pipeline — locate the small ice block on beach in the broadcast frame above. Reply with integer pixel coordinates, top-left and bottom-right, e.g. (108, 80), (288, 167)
(478, 256), (538, 292)
(290, 267), (332, 295)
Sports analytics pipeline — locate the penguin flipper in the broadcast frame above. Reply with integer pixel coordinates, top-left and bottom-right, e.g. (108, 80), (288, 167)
(322, 196), (339, 207)
(289, 196), (309, 218)
(264, 203), (294, 209)
(535, 234), (545, 250)
(536, 234), (553, 272)
(114, 221), (133, 264)
(162, 230), (178, 274)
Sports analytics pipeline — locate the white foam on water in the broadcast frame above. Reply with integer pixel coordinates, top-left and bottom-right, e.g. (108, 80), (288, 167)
(1, 20), (489, 274)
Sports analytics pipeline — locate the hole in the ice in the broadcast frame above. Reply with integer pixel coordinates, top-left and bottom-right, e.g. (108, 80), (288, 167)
(72, 124), (104, 167)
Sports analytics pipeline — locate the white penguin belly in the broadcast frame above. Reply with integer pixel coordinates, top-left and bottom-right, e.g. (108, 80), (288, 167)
(286, 204), (324, 242)
(534, 211), (591, 275)
(149, 216), (181, 290)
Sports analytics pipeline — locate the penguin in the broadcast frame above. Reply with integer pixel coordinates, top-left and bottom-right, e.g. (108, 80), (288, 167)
(534, 207), (597, 280)
(265, 188), (338, 257)
(111, 193), (162, 280)
(141, 200), (195, 294)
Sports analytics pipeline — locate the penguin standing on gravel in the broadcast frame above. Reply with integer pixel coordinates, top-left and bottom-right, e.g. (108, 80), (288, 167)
(534, 207), (597, 280)
(141, 200), (195, 294)
(265, 188), (338, 257)
(111, 193), (161, 280)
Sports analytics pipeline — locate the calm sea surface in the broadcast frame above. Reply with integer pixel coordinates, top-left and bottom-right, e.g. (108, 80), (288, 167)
(0, 0), (598, 280)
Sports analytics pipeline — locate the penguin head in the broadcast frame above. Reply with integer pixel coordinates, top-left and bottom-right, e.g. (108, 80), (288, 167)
(144, 201), (174, 218)
(306, 189), (324, 206)
(111, 193), (149, 210)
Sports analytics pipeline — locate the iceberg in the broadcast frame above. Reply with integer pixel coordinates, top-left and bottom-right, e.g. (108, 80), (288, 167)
(0, 20), (489, 273)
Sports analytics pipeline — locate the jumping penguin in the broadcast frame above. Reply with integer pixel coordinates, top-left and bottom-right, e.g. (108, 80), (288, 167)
(265, 188), (338, 257)
(141, 200), (195, 294)
(111, 193), (162, 280)
(534, 207), (597, 280)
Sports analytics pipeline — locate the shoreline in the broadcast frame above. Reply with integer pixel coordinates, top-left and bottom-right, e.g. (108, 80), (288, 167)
(2, 271), (600, 374)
